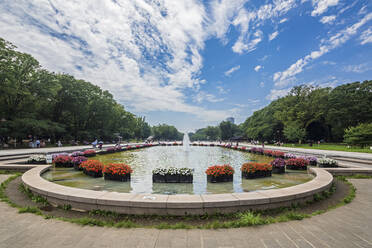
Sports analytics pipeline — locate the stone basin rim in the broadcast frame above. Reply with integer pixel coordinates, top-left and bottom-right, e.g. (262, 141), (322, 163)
(21, 164), (333, 215)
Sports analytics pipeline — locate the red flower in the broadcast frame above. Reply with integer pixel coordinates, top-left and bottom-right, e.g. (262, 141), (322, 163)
(205, 164), (234, 177)
(103, 163), (133, 176)
(241, 162), (272, 173)
(80, 160), (103, 172)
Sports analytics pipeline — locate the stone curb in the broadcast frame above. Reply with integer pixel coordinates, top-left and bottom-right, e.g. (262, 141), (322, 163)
(22, 165), (333, 215)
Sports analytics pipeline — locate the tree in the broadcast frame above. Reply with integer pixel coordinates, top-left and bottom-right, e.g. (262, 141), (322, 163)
(283, 122), (306, 143)
(344, 123), (372, 147)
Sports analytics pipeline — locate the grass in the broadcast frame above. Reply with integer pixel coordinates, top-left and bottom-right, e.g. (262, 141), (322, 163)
(0, 173), (362, 229)
(277, 143), (372, 153)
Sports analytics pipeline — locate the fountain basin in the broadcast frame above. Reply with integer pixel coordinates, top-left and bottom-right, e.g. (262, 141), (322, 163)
(22, 165), (333, 215)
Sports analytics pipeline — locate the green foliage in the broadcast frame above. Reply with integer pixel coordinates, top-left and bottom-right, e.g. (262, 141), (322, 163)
(152, 124), (183, 140)
(0, 38), (167, 143)
(344, 123), (372, 147)
(242, 82), (372, 142)
(283, 122), (306, 143)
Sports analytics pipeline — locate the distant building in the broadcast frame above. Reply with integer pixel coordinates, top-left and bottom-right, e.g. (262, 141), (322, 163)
(226, 117), (235, 124)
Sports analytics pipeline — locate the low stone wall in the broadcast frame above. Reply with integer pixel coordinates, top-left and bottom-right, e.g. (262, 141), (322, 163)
(22, 165), (333, 216)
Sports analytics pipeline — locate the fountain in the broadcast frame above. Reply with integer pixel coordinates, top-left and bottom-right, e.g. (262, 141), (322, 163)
(183, 133), (190, 152)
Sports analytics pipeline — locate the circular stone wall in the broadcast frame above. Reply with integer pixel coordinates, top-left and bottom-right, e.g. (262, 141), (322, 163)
(22, 165), (333, 215)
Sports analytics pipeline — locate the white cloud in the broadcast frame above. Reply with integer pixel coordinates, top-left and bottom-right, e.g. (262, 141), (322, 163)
(320, 15), (336, 24)
(266, 88), (291, 101)
(254, 65), (262, 72)
(231, 0), (296, 54)
(280, 18), (288, 23)
(344, 63), (371, 73)
(224, 65), (241, 76)
(269, 31), (279, 41)
(193, 91), (224, 103)
(360, 28), (372, 45)
(273, 13), (372, 87)
(0, 0), (240, 123)
(260, 82), (265, 87)
(311, 0), (339, 16)
(217, 86), (229, 94)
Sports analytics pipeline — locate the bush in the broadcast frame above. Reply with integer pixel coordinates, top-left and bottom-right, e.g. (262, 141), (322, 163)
(344, 123), (372, 147)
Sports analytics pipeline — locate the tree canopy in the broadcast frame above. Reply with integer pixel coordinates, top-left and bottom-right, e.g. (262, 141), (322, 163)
(0, 38), (182, 143)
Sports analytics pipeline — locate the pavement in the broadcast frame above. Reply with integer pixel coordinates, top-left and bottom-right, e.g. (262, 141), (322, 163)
(1, 174), (372, 248)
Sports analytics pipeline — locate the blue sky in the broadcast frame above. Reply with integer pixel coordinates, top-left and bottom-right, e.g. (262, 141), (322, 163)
(0, 0), (371, 132)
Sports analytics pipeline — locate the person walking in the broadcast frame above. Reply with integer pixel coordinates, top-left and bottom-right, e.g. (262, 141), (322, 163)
(36, 139), (40, 148)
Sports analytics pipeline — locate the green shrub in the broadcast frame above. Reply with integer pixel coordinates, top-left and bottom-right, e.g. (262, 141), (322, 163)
(344, 123), (372, 147)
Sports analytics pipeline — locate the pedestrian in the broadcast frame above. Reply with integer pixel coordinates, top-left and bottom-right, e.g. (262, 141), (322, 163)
(57, 140), (62, 147)
(36, 139), (40, 148)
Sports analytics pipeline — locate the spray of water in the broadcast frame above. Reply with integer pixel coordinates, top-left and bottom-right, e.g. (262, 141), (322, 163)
(183, 133), (190, 152)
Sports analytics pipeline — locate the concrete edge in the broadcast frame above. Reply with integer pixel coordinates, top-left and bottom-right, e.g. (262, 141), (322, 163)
(21, 165), (334, 215)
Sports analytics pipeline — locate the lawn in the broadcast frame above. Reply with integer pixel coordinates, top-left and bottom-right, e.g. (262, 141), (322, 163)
(278, 143), (372, 153)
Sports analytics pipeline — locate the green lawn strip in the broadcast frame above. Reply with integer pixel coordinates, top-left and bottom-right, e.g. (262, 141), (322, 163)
(277, 143), (372, 153)
(0, 174), (361, 229)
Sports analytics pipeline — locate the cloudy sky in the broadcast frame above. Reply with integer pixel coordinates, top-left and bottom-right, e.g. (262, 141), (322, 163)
(1, 0), (371, 132)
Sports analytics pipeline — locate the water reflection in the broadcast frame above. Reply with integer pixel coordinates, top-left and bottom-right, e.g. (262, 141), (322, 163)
(42, 146), (313, 194)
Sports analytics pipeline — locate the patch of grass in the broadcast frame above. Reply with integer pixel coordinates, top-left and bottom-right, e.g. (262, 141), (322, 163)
(0, 173), (360, 230)
(18, 206), (43, 215)
(278, 143), (372, 153)
(18, 183), (49, 206)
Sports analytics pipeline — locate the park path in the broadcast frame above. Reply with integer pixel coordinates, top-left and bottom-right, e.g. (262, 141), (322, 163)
(1, 175), (372, 248)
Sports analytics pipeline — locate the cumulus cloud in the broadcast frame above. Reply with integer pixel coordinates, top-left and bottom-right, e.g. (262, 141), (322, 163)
(320, 15), (336, 24)
(193, 91), (224, 103)
(266, 88), (291, 101)
(0, 0), (240, 123)
(254, 65), (262, 72)
(231, 0), (296, 54)
(311, 0), (339, 16)
(273, 13), (372, 87)
(224, 65), (241, 76)
(344, 63), (371, 73)
(269, 31), (279, 41)
(360, 28), (372, 45)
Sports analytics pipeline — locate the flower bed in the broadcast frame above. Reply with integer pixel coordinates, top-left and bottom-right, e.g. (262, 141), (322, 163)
(317, 157), (338, 168)
(272, 151), (285, 158)
(53, 155), (73, 167)
(263, 150), (274, 156)
(103, 163), (133, 181)
(152, 167), (193, 183)
(105, 147), (116, 153)
(241, 162), (272, 179)
(284, 153), (297, 159)
(250, 147), (264, 154)
(286, 158), (309, 170)
(71, 151), (84, 157)
(270, 158), (286, 174)
(83, 149), (96, 157)
(240, 146), (247, 151)
(205, 164), (234, 183)
(27, 154), (46, 164)
(72, 156), (88, 170)
(80, 160), (103, 177)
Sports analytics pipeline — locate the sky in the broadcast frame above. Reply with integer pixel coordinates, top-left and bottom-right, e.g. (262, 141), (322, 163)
(0, 0), (371, 133)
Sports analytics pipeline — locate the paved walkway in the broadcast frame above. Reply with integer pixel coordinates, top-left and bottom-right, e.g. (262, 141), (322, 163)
(1, 175), (372, 248)
(240, 143), (372, 161)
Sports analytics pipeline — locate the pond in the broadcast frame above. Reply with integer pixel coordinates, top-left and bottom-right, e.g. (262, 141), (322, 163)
(42, 146), (313, 194)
